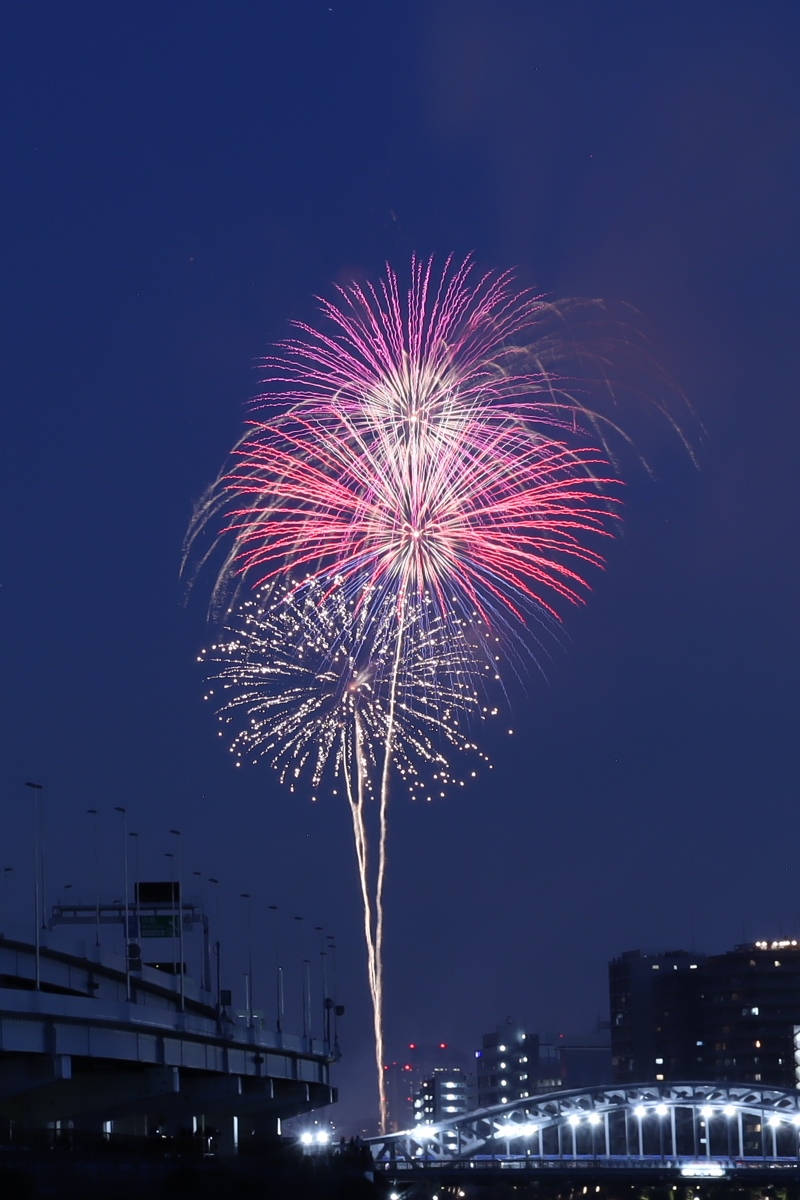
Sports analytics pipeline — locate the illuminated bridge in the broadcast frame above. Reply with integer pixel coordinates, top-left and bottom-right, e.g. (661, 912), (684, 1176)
(368, 1082), (800, 1184)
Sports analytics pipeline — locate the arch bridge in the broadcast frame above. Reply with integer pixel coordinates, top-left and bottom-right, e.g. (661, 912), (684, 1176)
(368, 1082), (800, 1179)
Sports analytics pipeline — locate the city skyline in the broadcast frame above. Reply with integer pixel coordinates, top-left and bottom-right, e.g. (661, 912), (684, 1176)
(3, 2), (799, 1131)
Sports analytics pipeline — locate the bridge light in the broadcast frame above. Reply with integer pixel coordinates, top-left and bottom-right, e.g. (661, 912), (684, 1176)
(634, 1105), (646, 1119)
(568, 1114), (580, 1127)
(589, 1112), (601, 1126)
(495, 1123), (517, 1139)
(768, 1114), (781, 1128)
(316, 1131), (330, 1145)
(724, 1105), (736, 1118)
(656, 1104), (668, 1117)
(300, 1132), (313, 1145)
(700, 1105), (713, 1119)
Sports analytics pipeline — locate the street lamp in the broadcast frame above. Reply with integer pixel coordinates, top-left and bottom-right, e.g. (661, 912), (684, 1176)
(129, 831), (140, 946)
(269, 904), (283, 1032)
(25, 782), (44, 990)
(114, 807), (131, 1001)
(294, 915), (308, 1037)
(169, 830), (185, 1012)
(3, 867), (13, 924)
(241, 892), (253, 1027)
(87, 808), (100, 945)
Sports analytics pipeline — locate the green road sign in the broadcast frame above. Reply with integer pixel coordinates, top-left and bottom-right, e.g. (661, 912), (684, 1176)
(139, 914), (180, 938)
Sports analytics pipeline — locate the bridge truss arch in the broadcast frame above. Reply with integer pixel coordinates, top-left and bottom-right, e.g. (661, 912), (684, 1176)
(368, 1082), (800, 1170)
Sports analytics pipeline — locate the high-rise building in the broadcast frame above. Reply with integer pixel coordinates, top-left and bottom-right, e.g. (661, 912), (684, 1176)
(384, 1042), (470, 1131)
(609, 939), (800, 1089)
(609, 948), (704, 1082)
(412, 1067), (470, 1125)
(476, 1017), (533, 1108)
(476, 1017), (611, 1106)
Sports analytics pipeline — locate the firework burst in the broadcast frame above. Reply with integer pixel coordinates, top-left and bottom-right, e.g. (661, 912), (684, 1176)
(199, 577), (492, 799)
(188, 256), (627, 1132)
(200, 576), (495, 1128)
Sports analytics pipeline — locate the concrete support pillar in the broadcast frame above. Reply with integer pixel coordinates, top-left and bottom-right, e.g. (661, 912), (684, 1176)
(238, 1110), (280, 1147)
(213, 1114), (238, 1156)
(111, 1114), (148, 1137)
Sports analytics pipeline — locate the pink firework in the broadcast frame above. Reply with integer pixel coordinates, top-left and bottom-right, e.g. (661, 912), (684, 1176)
(197, 256), (622, 630)
(188, 256), (627, 1134)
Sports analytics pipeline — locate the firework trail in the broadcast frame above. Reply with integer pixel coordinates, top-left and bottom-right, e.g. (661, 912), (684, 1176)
(188, 257), (625, 1131)
(200, 577), (493, 1123)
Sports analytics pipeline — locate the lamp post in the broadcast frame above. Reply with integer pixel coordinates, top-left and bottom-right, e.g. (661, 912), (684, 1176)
(327, 935), (339, 1049)
(87, 808), (100, 945)
(241, 892), (253, 1027)
(3, 867), (13, 925)
(268, 904), (283, 1032)
(25, 782), (43, 990)
(129, 831), (140, 944)
(208, 877), (220, 1012)
(114, 806), (131, 1001)
(169, 830), (185, 1012)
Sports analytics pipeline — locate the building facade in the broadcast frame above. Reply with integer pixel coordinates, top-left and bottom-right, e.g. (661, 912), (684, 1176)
(610, 940), (800, 1089)
(476, 1018), (611, 1106)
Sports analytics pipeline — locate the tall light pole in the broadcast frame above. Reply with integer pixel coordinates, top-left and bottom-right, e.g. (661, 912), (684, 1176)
(241, 892), (253, 1028)
(129, 831), (140, 944)
(315, 926), (327, 1044)
(268, 904), (283, 1032)
(114, 806), (131, 1001)
(25, 782), (43, 990)
(3, 867), (12, 925)
(192, 871), (207, 990)
(207, 876), (220, 930)
(170, 830), (184, 1012)
(87, 808), (100, 945)
(294, 916), (308, 1038)
(164, 852), (175, 972)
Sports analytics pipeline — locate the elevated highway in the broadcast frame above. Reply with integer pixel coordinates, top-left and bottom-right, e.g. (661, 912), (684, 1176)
(0, 923), (336, 1150)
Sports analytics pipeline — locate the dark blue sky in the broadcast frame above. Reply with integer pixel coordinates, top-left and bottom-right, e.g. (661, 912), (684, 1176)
(2, 2), (799, 1131)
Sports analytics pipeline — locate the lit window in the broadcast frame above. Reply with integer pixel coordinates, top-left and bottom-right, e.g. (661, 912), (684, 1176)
(751, 1006), (759, 1015)
(655, 1058), (664, 1065)
(775, 960), (781, 967)
(656, 1074), (665, 1081)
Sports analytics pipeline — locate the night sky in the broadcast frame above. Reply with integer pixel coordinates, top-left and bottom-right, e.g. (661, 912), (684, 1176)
(2, 2), (799, 1132)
